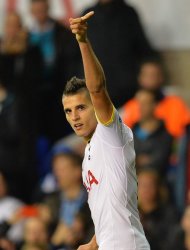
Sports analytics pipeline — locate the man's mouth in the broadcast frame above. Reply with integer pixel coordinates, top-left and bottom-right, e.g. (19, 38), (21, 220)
(74, 123), (83, 130)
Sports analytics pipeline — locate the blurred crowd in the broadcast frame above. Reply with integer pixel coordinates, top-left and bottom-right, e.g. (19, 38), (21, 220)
(0, 0), (190, 250)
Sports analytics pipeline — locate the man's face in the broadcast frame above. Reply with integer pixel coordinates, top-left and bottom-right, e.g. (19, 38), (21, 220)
(138, 63), (163, 90)
(4, 14), (21, 40)
(62, 91), (97, 140)
(25, 218), (47, 245)
(53, 156), (81, 190)
(31, 1), (49, 24)
(138, 173), (158, 204)
(135, 91), (156, 121)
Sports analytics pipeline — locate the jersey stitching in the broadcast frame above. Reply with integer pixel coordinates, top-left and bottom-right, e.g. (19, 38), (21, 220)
(122, 145), (128, 208)
(101, 140), (116, 250)
(123, 143), (134, 168)
(122, 145), (137, 250)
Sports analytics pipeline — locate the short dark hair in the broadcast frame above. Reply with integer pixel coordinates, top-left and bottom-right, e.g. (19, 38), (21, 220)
(63, 77), (87, 96)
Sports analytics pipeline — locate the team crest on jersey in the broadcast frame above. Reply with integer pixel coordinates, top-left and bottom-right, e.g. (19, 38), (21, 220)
(83, 170), (99, 192)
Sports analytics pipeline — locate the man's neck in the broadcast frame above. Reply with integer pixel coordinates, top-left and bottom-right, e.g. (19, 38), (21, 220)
(84, 130), (95, 143)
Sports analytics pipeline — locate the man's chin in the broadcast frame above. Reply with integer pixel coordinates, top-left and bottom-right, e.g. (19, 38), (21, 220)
(73, 129), (85, 137)
(74, 129), (91, 139)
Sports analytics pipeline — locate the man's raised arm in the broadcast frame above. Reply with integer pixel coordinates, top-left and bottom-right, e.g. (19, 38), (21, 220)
(69, 12), (113, 124)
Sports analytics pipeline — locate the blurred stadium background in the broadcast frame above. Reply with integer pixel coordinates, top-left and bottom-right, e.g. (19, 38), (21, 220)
(0, 1), (189, 250)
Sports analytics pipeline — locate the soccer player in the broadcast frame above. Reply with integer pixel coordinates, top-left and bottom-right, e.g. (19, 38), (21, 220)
(62, 11), (150, 250)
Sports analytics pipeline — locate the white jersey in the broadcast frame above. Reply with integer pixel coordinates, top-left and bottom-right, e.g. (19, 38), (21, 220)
(82, 108), (150, 250)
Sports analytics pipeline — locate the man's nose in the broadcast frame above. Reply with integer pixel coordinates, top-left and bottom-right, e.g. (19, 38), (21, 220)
(71, 110), (80, 121)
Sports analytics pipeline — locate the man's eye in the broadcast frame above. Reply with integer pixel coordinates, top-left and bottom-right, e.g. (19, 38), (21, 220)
(78, 106), (85, 111)
(65, 110), (71, 114)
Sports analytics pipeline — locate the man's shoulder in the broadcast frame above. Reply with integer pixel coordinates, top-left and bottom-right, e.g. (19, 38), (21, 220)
(95, 108), (124, 129)
(94, 110), (133, 147)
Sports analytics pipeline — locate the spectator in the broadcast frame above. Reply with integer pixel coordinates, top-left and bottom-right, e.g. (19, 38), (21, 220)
(0, 82), (19, 178)
(21, 217), (50, 250)
(0, 80), (37, 201)
(30, 0), (79, 79)
(29, 0), (80, 141)
(175, 126), (190, 213)
(0, 171), (24, 243)
(122, 59), (190, 137)
(32, 141), (85, 203)
(169, 205), (190, 250)
(0, 12), (27, 55)
(138, 168), (178, 250)
(32, 143), (73, 202)
(133, 89), (173, 174)
(175, 126), (190, 212)
(40, 152), (92, 249)
(82, 0), (157, 108)
(0, 14), (42, 196)
(186, 126), (190, 205)
(0, 12), (43, 115)
(0, 238), (16, 250)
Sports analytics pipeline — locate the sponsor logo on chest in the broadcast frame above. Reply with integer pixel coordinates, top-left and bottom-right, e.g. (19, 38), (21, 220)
(83, 170), (99, 192)
(83, 143), (99, 192)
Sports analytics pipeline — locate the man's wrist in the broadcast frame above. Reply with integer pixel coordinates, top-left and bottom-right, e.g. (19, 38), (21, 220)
(78, 39), (90, 51)
(76, 34), (88, 43)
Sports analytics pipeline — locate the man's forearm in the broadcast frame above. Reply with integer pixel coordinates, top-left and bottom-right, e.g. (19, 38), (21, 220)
(70, 12), (113, 124)
(79, 40), (106, 94)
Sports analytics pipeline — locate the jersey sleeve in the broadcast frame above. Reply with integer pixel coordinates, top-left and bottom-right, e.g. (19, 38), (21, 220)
(95, 106), (133, 147)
